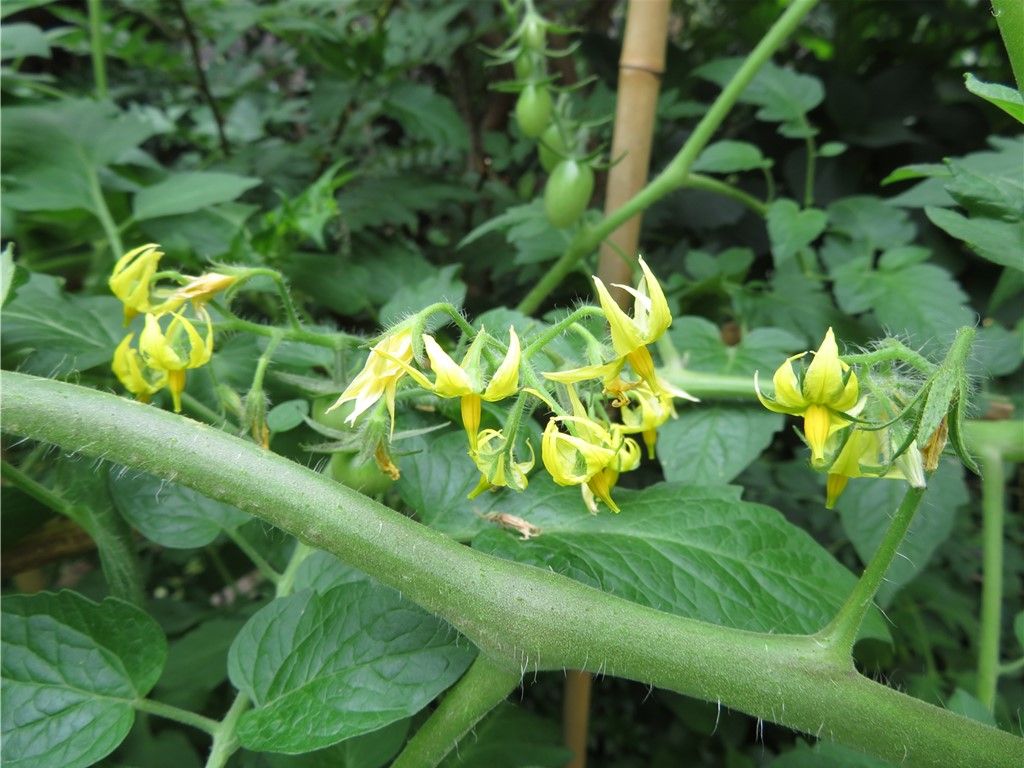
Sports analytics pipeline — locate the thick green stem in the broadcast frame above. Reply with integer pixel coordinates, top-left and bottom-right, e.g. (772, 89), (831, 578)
(133, 698), (219, 735)
(819, 486), (927, 660)
(391, 655), (522, 768)
(2, 372), (1020, 767)
(976, 449), (1006, 712)
(87, 0), (108, 99)
(992, 0), (1024, 91)
(515, 0), (819, 315)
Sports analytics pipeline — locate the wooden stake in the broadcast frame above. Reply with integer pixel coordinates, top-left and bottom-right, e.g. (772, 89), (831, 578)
(597, 0), (672, 308)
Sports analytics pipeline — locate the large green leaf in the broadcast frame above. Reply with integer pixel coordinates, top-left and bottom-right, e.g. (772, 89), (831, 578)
(924, 206), (1024, 271)
(658, 406), (784, 485)
(964, 73), (1024, 123)
(133, 171), (261, 221)
(0, 272), (123, 376)
(154, 617), (247, 710)
(253, 720), (411, 768)
(472, 478), (886, 638)
(1, 591), (167, 768)
(228, 581), (476, 753)
(109, 471), (250, 548)
(1, 100), (158, 213)
(691, 140), (771, 174)
(836, 458), (968, 606)
(831, 249), (972, 346)
(694, 57), (823, 137)
(827, 196), (916, 251)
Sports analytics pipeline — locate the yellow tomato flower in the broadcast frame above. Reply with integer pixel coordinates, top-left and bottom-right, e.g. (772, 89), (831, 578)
(541, 414), (640, 513)
(138, 308), (214, 412)
(112, 333), (166, 403)
(162, 272), (238, 311)
(109, 243), (165, 323)
(617, 382), (677, 459)
(755, 327), (860, 466)
(389, 327), (521, 449)
(824, 427), (926, 509)
(329, 329), (415, 430)
(467, 428), (535, 498)
(595, 255), (672, 357)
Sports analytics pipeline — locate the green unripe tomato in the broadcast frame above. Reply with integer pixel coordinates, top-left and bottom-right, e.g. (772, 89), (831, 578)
(311, 395), (351, 432)
(544, 159), (595, 228)
(328, 452), (393, 497)
(521, 15), (546, 51)
(515, 84), (553, 139)
(538, 124), (570, 173)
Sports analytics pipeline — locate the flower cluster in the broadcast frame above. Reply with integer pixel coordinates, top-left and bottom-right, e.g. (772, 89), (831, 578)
(331, 256), (691, 513)
(109, 244), (235, 412)
(756, 328), (926, 508)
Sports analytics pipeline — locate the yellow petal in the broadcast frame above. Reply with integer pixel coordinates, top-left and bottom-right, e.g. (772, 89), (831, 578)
(772, 354), (807, 409)
(594, 276), (645, 356)
(803, 403), (833, 465)
(802, 328), (845, 404)
(825, 474), (849, 509)
(755, 370), (803, 415)
(423, 335), (475, 397)
(543, 358), (624, 385)
(461, 393), (482, 450)
(833, 367), (860, 412)
(586, 468), (621, 513)
(636, 255), (672, 341)
(167, 369), (187, 413)
(140, 314), (184, 370)
(483, 326), (520, 401)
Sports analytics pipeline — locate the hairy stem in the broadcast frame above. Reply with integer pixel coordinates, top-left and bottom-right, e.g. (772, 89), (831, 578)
(976, 448), (1005, 712)
(391, 655), (522, 768)
(2, 372), (1020, 767)
(819, 486), (927, 660)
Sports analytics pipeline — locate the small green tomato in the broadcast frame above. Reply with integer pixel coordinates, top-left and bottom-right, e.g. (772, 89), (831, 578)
(544, 159), (595, 228)
(515, 83), (553, 139)
(328, 452), (393, 496)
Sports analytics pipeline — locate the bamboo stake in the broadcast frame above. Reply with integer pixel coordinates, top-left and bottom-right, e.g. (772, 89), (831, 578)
(597, 0), (672, 308)
(561, 6), (674, 766)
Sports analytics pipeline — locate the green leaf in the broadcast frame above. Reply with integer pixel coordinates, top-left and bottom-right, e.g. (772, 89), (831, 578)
(292, 550), (371, 594)
(1, 591), (167, 768)
(694, 57), (823, 137)
(818, 141), (847, 157)
(384, 83), (469, 151)
(1, 100), (158, 213)
(658, 406), (784, 485)
(257, 719), (411, 768)
(836, 458), (968, 606)
(267, 399), (310, 433)
(943, 159), (1024, 221)
(1, 22), (50, 59)
(472, 478), (887, 638)
(667, 316), (803, 376)
(831, 251), (973, 346)
(396, 431), (496, 539)
(379, 264), (466, 327)
(766, 199), (827, 266)
(109, 471), (250, 549)
(228, 581), (476, 753)
(1014, 611), (1024, 649)
(691, 140), (771, 173)
(439, 703), (571, 768)
(133, 172), (261, 221)
(925, 206), (1024, 271)
(946, 688), (997, 727)
(338, 174), (475, 232)
(964, 73), (1024, 123)
(827, 196), (916, 251)
(733, 267), (840, 347)
(0, 272), (123, 377)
